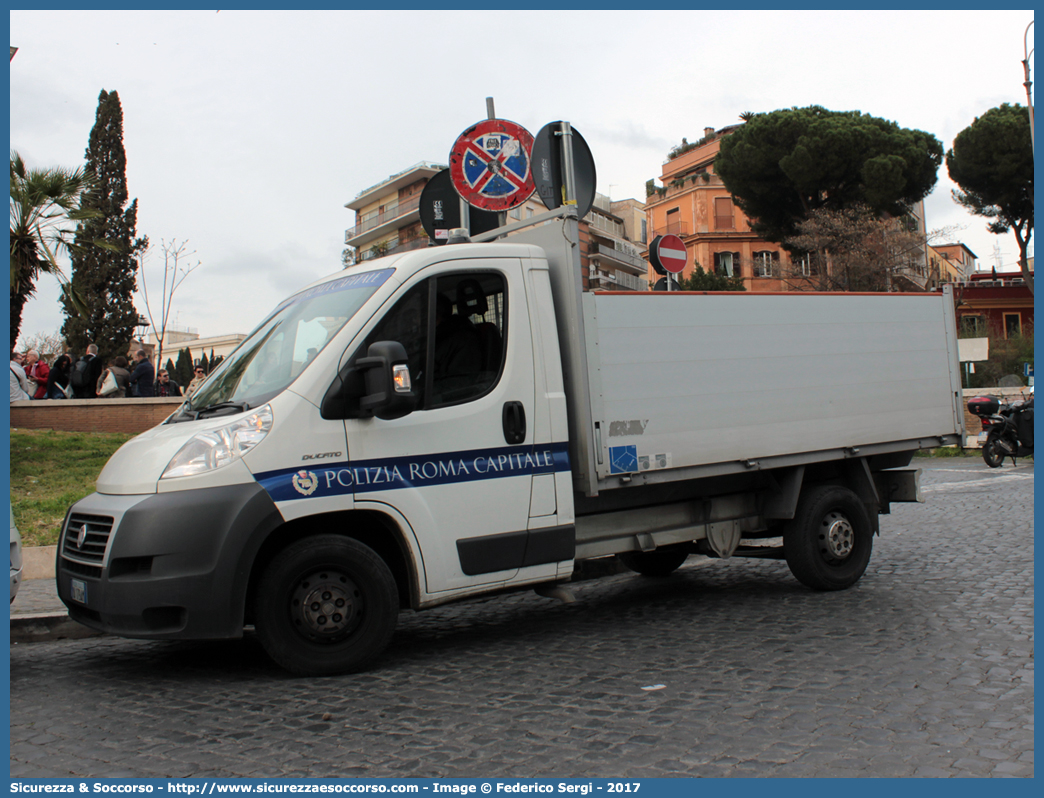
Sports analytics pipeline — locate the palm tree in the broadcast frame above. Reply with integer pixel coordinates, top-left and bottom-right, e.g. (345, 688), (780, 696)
(9, 151), (99, 348)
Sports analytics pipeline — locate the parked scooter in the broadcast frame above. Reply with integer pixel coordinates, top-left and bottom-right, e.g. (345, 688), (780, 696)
(967, 393), (1034, 467)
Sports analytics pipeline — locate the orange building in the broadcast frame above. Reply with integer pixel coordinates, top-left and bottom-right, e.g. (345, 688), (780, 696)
(644, 124), (941, 292)
(644, 125), (794, 289)
(930, 243), (977, 283)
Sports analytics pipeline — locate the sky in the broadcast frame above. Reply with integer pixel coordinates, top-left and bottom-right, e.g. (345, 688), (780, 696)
(9, 8), (1036, 349)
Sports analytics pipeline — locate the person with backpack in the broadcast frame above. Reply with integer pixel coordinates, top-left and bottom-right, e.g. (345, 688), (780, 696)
(70, 344), (103, 399)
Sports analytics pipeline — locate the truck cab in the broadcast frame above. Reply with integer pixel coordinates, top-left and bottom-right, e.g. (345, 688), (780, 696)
(58, 238), (577, 674)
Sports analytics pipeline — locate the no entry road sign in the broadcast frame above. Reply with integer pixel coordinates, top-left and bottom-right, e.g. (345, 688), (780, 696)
(651, 234), (687, 274)
(449, 118), (536, 212)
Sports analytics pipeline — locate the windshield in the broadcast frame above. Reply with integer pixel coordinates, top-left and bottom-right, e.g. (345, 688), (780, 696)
(179, 268), (394, 417)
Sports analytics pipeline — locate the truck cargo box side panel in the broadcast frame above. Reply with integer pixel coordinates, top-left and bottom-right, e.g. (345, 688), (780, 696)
(588, 292), (961, 479)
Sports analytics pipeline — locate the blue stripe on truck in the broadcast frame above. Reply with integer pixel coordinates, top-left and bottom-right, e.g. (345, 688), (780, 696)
(254, 441), (571, 502)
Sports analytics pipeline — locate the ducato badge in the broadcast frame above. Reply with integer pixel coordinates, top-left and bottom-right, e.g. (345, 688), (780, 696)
(292, 470), (319, 496)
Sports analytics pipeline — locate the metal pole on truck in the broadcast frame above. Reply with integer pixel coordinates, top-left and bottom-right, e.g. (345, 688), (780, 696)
(486, 96), (508, 230)
(560, 121), (577, 209)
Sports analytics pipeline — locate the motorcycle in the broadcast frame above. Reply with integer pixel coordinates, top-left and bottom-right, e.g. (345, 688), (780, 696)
(967, 394), (1034, 468)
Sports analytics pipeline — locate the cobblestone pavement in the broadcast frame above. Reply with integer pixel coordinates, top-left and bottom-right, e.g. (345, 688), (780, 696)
(10, 460), (1034, 779)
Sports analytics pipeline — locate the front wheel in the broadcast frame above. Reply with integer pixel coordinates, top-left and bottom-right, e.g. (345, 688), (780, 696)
(783, 485), (873, 591)
(982, 431), (1006, 468)
(255, 535), (399, 675)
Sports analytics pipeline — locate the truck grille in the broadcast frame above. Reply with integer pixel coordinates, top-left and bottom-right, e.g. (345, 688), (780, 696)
(61, 513), (114, 578)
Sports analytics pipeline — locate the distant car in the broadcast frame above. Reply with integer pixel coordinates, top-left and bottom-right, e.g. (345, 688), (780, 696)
(11, 507), (23, 603)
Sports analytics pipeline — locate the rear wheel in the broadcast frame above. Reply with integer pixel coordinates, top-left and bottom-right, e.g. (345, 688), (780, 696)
(783, 485), (873, 591)
(255, 535), (398, 675)
(982, 431), (1006, 468)
(619, 549), (689, 577)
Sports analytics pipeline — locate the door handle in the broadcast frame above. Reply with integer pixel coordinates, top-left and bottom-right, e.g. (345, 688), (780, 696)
(502, 401), (526, 445)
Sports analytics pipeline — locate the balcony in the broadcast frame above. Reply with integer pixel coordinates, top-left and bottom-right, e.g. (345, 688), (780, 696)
(590, 242), (647, 274)
(346, 161), (445, 210)
(647, 173), (725, 204)
(652, 222), (690, 238)
(345, 193), (424, 249)
(590, 268), (648, 291)
(354, 235), (433, 264)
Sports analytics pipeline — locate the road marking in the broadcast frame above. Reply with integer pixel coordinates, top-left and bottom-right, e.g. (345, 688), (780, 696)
(923, 472), (1035, 492)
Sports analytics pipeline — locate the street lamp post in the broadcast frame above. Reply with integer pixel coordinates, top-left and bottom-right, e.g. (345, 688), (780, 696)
(1023, 20), (1034, 158)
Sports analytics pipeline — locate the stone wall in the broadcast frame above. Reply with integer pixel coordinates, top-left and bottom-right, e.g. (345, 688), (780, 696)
(9, 397), (184, 434)
(961, 386), (1031, 447)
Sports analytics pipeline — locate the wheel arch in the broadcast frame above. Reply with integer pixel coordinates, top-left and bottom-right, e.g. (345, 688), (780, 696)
(244, 509), (420, 625)
(796, 459), (882, 534)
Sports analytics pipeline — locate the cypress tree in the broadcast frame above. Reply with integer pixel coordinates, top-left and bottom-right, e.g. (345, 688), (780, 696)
(175, 347), (194, 385)
(164, 358), (176, 379)
(62, 89), (148, 363)
(199, 351), (210, 375)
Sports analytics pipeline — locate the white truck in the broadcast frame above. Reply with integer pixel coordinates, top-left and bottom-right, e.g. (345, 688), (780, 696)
(57, 207), (964, 675)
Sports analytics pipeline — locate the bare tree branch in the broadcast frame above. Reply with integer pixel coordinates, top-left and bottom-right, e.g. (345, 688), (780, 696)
(138, 238), (201, 371)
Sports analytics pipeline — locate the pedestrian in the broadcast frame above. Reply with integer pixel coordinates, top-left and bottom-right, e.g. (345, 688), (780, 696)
(70, 344), (104, 399)
(9, 351), (31, 402)
(97, 356), (131, 398)
(45, 354), (74, 399)
(23, 350), (49, 400)
(155, 368), (182, 398)
(127, 349), (155, 397)
(185, 366), (207, 397)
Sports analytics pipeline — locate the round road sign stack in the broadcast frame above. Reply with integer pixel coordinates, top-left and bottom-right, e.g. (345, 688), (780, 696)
(448, 118), (536, 212)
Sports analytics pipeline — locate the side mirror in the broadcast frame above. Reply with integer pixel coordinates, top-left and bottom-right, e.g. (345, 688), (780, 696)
(356, 341), (417, 420)
(320, 341), (417, 421)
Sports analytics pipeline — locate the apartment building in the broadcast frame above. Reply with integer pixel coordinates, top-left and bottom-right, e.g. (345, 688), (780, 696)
(951, 262), (1034, 339)
(344, 161), (447, 263)
(645, 125), (788, 288)
(345, 162), (646, 291)
(931, 243), (977, 283)
(644, 125), (939, 291)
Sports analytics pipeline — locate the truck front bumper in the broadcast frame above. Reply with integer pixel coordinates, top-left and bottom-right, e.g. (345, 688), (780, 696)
(56, 483), (283, 640)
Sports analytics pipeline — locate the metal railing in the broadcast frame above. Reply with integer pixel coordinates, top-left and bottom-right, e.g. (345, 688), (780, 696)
(345, 193), (424, 242)
(653, 222), (689, 238)
(591, 269), (648, 291)
(592, 243), (646, 271)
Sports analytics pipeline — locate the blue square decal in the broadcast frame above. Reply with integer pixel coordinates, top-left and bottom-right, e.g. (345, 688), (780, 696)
(609, 445), (638, 474)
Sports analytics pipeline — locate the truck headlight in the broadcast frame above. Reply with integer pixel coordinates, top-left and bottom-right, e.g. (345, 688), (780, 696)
(161, 405), (274, 479)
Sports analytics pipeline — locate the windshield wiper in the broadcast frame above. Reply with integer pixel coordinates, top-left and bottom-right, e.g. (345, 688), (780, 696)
(189, 401), (251, 420)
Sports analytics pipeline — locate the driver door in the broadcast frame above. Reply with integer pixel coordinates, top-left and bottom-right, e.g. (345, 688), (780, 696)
(345, 260), (560, 595)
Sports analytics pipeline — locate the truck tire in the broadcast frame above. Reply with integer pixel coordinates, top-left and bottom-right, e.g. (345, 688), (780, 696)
(255, 535), (398, 675)
(783, 485), (872, 591)
(619, 549), (689, 577)
(982, 431), (1006, 468)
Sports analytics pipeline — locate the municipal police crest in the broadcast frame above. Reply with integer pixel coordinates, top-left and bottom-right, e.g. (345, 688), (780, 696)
(292, 470), (318, 496)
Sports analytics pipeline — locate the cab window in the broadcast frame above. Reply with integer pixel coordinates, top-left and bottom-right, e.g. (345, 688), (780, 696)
(362, 272), (506, 409)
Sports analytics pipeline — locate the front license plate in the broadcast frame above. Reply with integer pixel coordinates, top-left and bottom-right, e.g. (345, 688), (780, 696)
(70, 578), (87, 605)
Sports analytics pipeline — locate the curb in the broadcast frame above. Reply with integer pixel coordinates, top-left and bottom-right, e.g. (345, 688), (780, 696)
(11, 612), (103, 644)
